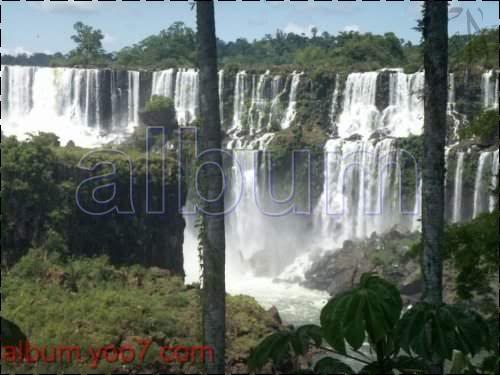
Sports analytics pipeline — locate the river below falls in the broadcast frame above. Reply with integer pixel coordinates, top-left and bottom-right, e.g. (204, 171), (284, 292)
(183, 227), (329, 326)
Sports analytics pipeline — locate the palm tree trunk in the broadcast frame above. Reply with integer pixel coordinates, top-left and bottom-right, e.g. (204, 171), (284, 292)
(196, 1), (226, 373)
(421, 1), (448, 373)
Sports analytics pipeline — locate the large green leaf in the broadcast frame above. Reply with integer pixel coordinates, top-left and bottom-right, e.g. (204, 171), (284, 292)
(248, 325), (324, 371)
(314, 357), (355, 375)
(292, 324), (323, 355)
(320, 273), (402, 353)
(247, 331), (291, 371)
(397, 303), (491, 362)
(449, 351), (467, 374)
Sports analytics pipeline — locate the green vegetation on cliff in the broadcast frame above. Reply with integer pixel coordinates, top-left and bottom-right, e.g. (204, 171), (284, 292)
(1, 250), (278, 373)
(459, 109), (499, 145)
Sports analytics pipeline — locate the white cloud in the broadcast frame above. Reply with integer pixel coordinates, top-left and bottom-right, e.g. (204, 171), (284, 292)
(283, 23), (318, 37)
(343, 25), (360, 33)
(2, 46), (33, 56)
(34, 0), (98, 14)
(103, 33), (116, 46)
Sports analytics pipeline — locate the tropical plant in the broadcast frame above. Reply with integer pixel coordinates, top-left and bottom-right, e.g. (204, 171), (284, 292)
(248, 273), (493, 374)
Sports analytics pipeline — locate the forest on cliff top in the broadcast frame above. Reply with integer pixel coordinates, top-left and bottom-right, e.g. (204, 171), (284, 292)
(3, 22), (497, 73)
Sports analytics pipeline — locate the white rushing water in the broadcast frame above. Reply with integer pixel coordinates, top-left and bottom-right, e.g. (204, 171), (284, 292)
(336, 72), (379, 138)
(329, 73), (341, 129)
(448, 72), (456, 112)
(336, 71), (424, 139)
(218, 69), (224, 127)
(128, 71), (140, 126)
(281, 71), (302, 130)
(2, 65), (139, 147)
(482, 70), (499, 109)
(152, 68), (175, 98)
(312, 138), (416, 248)
(183, 148), (329, 324)
(451, 152), (465, 223)
(473, 151), (495, 219)
(382, 71), (424, 138)
(231, 71), (248, 133)
(447, 72), (464, 141)
(227, 70), (300, 147)
(489, 150), (499, 212)
(174, 68), (199, 126)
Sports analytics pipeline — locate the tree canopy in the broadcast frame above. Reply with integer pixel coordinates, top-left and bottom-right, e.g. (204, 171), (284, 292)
(65, 22), (109, 66)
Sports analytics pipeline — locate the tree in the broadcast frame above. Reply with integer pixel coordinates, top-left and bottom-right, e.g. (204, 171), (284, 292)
(68, 22), (106, 65)
(421, 1), (448, 373)
(115, 22), (196, 68)
(196, 1), (226, 373)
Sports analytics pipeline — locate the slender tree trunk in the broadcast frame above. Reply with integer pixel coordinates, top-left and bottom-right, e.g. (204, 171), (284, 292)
(196, 2), (226, 373)
(421, 1), (447, 373)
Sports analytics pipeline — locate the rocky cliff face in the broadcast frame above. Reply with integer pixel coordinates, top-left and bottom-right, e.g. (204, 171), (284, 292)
(302, 230), (422, 302)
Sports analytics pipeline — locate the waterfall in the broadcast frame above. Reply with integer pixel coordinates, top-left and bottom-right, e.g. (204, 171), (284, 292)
(7, 63), (498, 325)
(496, 73), (499, 109)
(448, 73), (456, 111)
(489, 150), (499, 211)
(473, 152), (494, 218)
(128, 71), (140, 125)
(228, 70), (285, 147)
(218, 69), (224, 127)
(329, 73), (341, 130)
(411, 179), (422, 232)
(242, 70), (288, 135)
(451, 152), (465, 223)
(183, 147), (329, 323)
(313, 138), (412, 248)
(336, 71), (424, 139)
(381, 71), (424, 137)
(174, 68), (199, 126)
(2, 65), (36, 116)
(447, 72), (464, 140)
(248, 71), (271, 134)
(267, 75), (285, 131)
(281, 72), (302, 130)
(337, 72), (379, 138)
(482, 70), (498, 108)
(226, 150), (265, 264)
(231, 71), (247, 132)
(152, 68), (175, 98)
(3, 65), (139, 147)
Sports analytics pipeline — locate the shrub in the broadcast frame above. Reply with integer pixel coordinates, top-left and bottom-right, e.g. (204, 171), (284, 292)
(145, 95), (175, 113)
(459, 109), (499, 144)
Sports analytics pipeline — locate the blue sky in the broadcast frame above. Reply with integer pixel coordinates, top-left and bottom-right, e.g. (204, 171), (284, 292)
(2, 0), (498, 55)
